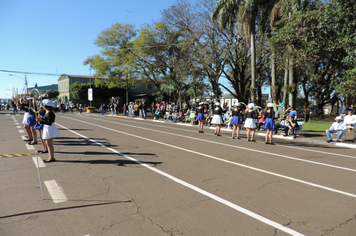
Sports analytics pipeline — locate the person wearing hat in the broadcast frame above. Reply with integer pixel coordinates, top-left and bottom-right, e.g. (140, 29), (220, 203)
(325, 116), (347, 143)
(196, 102), (205, 133)
(264, 103), (276, 144)
(211, 102), (223, 136)
(36, 99), (60, 162)
(230, 103), (243, 139)
(244, 103), (257, 141)
(283, 116), (299, 137)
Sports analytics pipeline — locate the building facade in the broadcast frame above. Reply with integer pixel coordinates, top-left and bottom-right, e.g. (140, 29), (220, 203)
(28, 84), (58, 95)
(58, 74), (162, 104)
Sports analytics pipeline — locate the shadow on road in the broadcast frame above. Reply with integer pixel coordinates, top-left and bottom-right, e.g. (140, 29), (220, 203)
(56, 159), (162, 167)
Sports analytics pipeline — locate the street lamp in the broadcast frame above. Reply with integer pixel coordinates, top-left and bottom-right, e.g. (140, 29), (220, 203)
(9, 74), (27, 86)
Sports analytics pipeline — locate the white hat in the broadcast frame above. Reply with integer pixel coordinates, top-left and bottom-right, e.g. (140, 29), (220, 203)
(248, 103), (254, 109)
(335, 116), (343, 120)
(42, 99), (54, 107)
(199, 102), (203, 105)
(267, 103), (274, 108)
(215, 102), (220, 106)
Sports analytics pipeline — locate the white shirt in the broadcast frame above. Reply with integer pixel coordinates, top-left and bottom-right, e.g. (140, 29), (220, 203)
(329, 121), (347, 131)
(343, 115), (356, 125)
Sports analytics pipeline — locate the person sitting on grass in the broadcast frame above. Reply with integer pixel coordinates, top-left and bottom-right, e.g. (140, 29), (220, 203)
(326, 116), (347, 143)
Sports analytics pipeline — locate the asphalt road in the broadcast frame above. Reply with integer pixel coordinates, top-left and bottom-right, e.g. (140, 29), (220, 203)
(0, 111), (355, 236)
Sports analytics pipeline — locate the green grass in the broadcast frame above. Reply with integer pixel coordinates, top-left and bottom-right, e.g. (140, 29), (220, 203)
(303, 119), (333, 132)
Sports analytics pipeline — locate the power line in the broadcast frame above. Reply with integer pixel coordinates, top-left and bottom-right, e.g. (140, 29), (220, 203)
(0, 70), (62, 76)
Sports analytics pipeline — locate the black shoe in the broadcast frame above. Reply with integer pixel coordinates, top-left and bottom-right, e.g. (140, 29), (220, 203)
(265, 142), (269, 144)
(28, 141), (37, 145)
(326, 140), (332, 143)
(217, 134), (221, 136)
(43, 158), (56, 163)
(232, 137), (236, 139)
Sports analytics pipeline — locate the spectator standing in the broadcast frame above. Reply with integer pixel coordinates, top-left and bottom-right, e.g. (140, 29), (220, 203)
(255, 110), (265, 131)
(339, 103), (348, 118)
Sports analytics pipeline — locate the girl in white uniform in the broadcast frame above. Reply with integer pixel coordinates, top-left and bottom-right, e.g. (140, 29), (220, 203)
(211, 102), (223, 136)
(36, 99), (60, 163)
(244, 103), (257, 142)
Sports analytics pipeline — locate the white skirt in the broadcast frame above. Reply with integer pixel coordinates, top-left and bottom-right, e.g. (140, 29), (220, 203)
(22, 112), (29, 125)
(244, 118), (256, 129)
(211, 114), (223, 124)
(42, 124), (60, 140)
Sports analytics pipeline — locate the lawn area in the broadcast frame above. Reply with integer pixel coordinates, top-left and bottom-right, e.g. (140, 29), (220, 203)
(302, 116), (337, 132)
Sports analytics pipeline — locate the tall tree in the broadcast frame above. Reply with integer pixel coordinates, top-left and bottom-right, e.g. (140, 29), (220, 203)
(212, 0), (274, 102)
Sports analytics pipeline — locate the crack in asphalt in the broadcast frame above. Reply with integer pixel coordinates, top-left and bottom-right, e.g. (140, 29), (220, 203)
(321, 214), (356, 235)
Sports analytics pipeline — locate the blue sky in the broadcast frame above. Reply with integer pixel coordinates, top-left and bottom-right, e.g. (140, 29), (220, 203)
(0, 0), (186, 99)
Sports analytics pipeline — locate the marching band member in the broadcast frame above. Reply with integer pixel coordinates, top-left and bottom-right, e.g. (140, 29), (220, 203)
(231, 103), (242, 139)
(244, 103), (257, 141)
(21, 98), (33, 141)
(36, 99), (60, 163)
(196, 102), (205, 133)
(211, 102), (223, 136)
(34, 106), (47, 153)
(264, 103), (276, 144)
(26, 99), (38, 145)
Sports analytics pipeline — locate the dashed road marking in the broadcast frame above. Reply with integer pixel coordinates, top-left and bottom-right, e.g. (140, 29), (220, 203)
(15, 123), (19, 125)
(26, 144), (35, 150)
(16, 126), (21, 128)
(32, 156), (46, 168)
(44, 180), (68, 203)
(18, 130), (24, 133)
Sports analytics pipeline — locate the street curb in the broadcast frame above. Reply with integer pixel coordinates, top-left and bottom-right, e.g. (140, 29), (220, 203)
(106, 114), (356, 149)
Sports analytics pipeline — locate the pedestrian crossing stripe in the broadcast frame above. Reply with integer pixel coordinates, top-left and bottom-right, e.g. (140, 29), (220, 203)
(0, 154), (32, 158)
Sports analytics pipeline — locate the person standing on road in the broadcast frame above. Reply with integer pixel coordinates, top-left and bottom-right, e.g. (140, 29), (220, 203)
(244, 103), (257, 142)
(196, 102), (205, 133)
(36, 99), (60, 163)
(34, 106), (47, 153)
(264, 103), (276, 144)
(211, 102), (223, 136)
(230, 103), (242, 139)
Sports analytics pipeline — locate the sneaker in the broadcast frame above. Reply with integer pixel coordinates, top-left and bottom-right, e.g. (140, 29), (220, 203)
(326, 140), (332, 143)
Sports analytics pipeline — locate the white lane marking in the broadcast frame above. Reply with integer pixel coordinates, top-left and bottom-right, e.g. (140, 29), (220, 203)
(106, 115), (356, 158)
(44, 180), (68, 203)
(32, 156), (46, 168)
(83, 116), (356, 173)
(59, 119), (356, 199)
(26, 144), (35, 150)
(6, 114), (10, 116)
(21, 135), (27, 140)
(16, 126), (21, 128)
(18, 130), (24, 133)
(15, 123), (19, 125)
(56, 123), (304, 236)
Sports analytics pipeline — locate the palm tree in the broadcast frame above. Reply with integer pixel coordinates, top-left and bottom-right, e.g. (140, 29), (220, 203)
(269, 0), (310, 107)
(212, 0), (275, 103)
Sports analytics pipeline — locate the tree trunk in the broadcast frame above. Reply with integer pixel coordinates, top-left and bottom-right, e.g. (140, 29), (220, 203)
(271, 51), (277, 103)
(283, 58), (289, 105)
(288, 55), (294, 107)
(250, 33), (256, 102)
